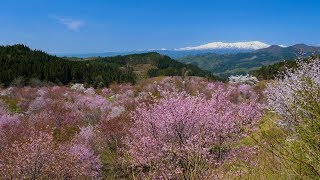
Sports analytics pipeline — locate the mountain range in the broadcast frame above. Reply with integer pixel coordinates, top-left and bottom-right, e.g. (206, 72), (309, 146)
(58, 41), (320, 77)
(177, 43), (320, 77)
(60, 41), (275, 59)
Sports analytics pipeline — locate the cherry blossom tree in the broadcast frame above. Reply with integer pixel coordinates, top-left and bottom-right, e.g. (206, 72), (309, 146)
(125, 86), (263, 178)
(0, 132), (102, 179)
(265, 58), (320, 128)
(262, 57), (320, 178)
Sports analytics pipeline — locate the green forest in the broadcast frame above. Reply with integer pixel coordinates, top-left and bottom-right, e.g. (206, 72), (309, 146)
(92, 52), (208, 78)
(0, 44), (216, 87)
(251, 56), (318, 80)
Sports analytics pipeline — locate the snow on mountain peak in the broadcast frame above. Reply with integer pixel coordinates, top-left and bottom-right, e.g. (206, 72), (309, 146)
(175, 41), (270, 51)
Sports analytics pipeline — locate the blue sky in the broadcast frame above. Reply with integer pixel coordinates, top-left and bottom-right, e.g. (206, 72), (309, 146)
(1, 0), (320, 54)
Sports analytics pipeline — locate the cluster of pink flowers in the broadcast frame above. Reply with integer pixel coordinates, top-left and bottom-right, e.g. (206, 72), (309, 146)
(0, 86), (124, 179)
(0, 77), (266, 178)
(0, 101), (20, 128)
(0, 132), (101, 179)
(0, 100), (21, 148)
(125, 85), (263, 178)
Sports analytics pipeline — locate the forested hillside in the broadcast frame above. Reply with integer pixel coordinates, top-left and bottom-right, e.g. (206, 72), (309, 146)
(0, 45), (217, 87)
(0, 44), (135, 87)
(251, 56), (318, 80)
(93, 52), (208, 78)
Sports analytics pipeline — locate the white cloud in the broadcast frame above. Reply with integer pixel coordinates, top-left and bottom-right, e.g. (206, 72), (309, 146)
(59, 18), (84, 31)
(51, 15), (85, 31)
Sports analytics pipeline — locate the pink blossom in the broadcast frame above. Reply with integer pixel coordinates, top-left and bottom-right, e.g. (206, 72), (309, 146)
(125, 86), (263, 178)
(69, 143), (102, 177)
(84, 87), (96, 95)
(0, 132), (101, 179)
(265, 58), (320, 127)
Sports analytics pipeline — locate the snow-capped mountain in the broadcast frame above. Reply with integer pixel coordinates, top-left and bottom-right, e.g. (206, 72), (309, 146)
(176, 41), (270, 51)
(61, 41), (281, 59)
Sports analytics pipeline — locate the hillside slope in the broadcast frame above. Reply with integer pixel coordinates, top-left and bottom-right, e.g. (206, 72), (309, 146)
(0, 44), (136, 87)
(91, 52), (211, 79)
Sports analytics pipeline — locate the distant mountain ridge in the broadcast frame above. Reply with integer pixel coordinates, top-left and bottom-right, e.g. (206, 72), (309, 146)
(59, 41), (276, 59)
(56, 42), (320, 77)
(59, 42), (320, 60)
(177, 43), (320, 77)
